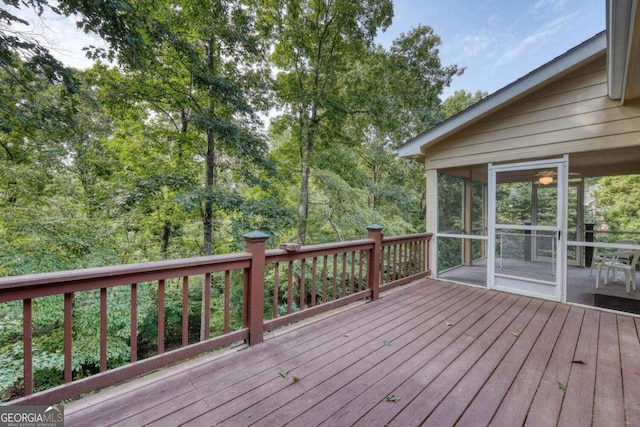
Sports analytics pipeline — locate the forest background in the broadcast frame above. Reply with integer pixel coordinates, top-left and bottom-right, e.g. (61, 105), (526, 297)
(0, 0), (482, 276)
(1, 0), (637, 400)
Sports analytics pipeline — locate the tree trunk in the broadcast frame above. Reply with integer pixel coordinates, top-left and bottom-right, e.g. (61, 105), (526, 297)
(203, 127), (215, 256)
(297, 99), (318, 245)
(201, 38), (218, 340)
(298, 157), (310, 245)
(160, 220), (171, 256)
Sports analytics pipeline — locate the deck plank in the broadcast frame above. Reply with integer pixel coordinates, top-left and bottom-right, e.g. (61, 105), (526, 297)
(619, 315), (640, 427)
(472, 303), (570, 427)
(198, 286), (489, 426)
(592, 312), (625, 427)
(140, 283), (472, 426)
(286, 292), (514, 427)
(315, 293), (519, 427)
(412, 299), (550, 427)
(57, 279), (640, 427)
(557, 309), (600, 427)
(524, 306), (585, 427)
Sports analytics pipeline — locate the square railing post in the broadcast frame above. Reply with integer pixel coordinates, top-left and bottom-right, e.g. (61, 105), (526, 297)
(244, 231), (269, 346)
(367, 225), (383, 300)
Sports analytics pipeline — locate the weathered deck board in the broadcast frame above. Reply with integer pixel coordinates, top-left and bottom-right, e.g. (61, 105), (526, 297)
(592, 312), (625, 427)
(146, 284), (471, 426)
(319, 293), (519, 427)
(489, 303), (569, 427)
(557, 309), (600, 426)
(620, 316), (640, 427)
(63, 279), (640, 427)
(249, 291), (507, 427)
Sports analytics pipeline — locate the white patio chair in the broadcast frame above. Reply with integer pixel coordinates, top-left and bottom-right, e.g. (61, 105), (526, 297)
(590, 239), (637, 279)
(596, 250), (640, 293)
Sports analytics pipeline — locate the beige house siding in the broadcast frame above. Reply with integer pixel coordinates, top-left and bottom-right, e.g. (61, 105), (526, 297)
(424, 54), (640, 170)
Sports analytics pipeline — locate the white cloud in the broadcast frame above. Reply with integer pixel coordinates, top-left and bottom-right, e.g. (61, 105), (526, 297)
(497, 12), (577, 66)
(445, 31), (496, 64)
(530, 0), (569, 16)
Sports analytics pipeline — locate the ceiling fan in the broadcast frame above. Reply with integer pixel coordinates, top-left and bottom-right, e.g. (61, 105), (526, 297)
(534, 170), (580, 185)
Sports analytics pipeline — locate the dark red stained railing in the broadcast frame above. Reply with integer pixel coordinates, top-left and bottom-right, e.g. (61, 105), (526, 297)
(0, 226), (431, 406)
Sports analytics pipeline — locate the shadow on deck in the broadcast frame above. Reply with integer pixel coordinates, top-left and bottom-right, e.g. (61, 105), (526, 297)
(65, 279), (640, 426)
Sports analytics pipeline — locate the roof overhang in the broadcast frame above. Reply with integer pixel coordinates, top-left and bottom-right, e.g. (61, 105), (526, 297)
(396, 32), (607, 159)
(608, 0), (640, 101)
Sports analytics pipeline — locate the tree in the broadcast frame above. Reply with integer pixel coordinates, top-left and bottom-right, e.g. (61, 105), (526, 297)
(594, 175), (640, 232)
(442, 89), (487, 118)
(261, 0), (393, 244)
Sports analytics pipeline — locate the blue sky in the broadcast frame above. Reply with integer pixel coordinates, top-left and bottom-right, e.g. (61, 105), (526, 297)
(377, 0), (605, 99)
(13, 0), (606, 101)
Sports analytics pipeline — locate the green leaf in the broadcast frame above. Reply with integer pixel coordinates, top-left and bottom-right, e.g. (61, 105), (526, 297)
(558, 381), (567, 391)
(278, 369), (289, 378)
(292, 375), (300, 383)
(383, 340), (391, 346)
(385, 394), (400, 402)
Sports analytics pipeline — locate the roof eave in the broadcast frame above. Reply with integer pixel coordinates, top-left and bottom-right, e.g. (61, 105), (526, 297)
(607, 0), (634, 100)
(396, 32), (607, 159)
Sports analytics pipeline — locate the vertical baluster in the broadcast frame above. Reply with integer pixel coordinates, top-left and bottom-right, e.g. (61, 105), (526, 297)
(345, 251), (356, 295)
(311, 257), (317, 307)
(358, 250), (364, 291)
(299, 259), (306, 310)
(287, 261), (293, 314)
(322, 255), (328, 303)
(386, 245), (391, 282)
(393, 244), (398, 280)
(409, 242), (414, 275)
(242, 269), (249, 328)
(273, 263), (280, 318)
(64, 293), (73, 383)
(158, 279), (165, 354)
(100, 288), (107, 372)
(23, 298), (32, 396)
(224, 270), (231, 334)
(131, 284), (137, 362)
(332, 254), (338, 300)
(182, 277), (189, 347)
(341, 253), (347, 298)
(400, 243), (405, 278)
(204, 273), (211, 340)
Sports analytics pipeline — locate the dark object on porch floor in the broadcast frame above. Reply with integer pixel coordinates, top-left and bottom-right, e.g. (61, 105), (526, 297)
(593, 293), (640, 315)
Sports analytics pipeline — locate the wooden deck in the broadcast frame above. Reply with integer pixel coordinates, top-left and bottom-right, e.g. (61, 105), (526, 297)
(65, 279), (640, 427)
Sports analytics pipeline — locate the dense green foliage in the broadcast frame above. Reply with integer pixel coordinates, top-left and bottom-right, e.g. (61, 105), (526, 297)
(0, 0), (461, 400)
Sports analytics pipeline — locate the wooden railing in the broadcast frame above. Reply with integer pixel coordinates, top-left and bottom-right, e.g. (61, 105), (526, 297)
(0, 226), (431, 405)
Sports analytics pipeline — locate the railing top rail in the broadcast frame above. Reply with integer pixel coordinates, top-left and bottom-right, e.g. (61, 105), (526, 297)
(0, 252), (252, 296)
(382, 232), (432, 245)
(265, 239), (374, 264)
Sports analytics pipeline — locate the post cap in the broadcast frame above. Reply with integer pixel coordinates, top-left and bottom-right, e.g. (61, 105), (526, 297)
(367, 224), (384, 231)
(244, 231), (270, 241)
